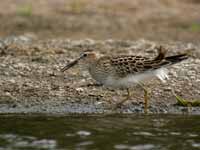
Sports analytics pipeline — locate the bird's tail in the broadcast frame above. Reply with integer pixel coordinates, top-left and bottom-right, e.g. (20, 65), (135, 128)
(164, 53), (188, 65)
(153, 46), (189, 66)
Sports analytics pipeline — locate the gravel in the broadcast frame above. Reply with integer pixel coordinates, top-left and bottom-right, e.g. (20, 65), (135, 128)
(0, 36), (199, 114)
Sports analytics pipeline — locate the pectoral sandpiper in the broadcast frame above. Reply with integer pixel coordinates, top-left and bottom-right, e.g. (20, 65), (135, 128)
(61, 46), (188, 113)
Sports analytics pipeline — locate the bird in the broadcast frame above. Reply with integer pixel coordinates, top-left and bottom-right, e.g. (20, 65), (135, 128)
(61, 46), (188, 113)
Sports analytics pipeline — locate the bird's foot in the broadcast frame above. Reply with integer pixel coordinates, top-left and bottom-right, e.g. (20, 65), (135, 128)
(111, 97), (130, 111)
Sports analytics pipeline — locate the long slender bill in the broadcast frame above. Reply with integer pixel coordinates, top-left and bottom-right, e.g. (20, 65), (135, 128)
(61, 55), (84, 72)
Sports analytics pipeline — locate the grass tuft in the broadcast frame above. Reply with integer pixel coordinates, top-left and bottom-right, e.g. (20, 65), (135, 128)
(190, 23), (200, 32)
(173, 92), (200, 107)
(16, 5), (32, 17)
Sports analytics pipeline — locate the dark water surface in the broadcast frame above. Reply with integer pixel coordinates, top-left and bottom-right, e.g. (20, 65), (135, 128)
(0, 114), (199, 150)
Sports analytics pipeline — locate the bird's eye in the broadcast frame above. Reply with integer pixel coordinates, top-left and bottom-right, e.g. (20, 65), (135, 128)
(83, 53), (87, 57)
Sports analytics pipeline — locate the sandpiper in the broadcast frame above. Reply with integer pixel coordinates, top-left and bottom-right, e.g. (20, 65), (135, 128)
(61, 46), (188, 113)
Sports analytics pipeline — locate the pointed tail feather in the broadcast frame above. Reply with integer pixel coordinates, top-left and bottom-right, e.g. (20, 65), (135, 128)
(164, 53), (188, 64)
(153, 46), (188, 66)
(154, 46), (167, 61)
(150, 53), (189, 70)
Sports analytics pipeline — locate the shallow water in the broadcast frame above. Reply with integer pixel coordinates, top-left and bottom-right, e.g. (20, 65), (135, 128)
(0, 115), (199, 150)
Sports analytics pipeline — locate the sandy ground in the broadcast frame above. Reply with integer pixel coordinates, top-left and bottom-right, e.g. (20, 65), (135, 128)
(0, 0), (200, 42)
(0, 0), (200, 114)
(0, 37), (200, 114)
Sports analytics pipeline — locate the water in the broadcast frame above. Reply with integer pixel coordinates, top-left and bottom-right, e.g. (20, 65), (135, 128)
(0, 115), (199, 150)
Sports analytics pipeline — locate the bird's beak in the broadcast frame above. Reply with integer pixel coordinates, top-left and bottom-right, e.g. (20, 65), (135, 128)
(61, 55), (84, 72)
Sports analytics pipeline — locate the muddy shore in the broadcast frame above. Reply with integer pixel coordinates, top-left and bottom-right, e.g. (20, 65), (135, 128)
(0, 36), (200, 114)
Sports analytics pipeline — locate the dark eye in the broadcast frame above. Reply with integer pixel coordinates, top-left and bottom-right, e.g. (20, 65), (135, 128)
(83, 53), (87, 57)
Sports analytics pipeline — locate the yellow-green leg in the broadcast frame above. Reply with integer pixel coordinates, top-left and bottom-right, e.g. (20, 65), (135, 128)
(144, 88), (148, 114)
(138, 83), (149, 114)
(114, 88), (131, 109)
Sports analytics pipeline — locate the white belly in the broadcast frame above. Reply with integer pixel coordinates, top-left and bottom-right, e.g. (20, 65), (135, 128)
(104, 68), (169, 89)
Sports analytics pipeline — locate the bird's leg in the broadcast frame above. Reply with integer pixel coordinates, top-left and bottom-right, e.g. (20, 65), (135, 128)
(114, 88), (131, 108)
(138, 83), (149, 114)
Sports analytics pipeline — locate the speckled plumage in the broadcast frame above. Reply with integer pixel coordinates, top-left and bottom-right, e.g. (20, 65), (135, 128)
(61, 46), (188, 112)
(87, 47), (187, 88)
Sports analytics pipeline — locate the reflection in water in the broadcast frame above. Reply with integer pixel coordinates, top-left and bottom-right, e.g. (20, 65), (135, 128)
(0, 133), (57, 149)
(0, 115), (199, 150)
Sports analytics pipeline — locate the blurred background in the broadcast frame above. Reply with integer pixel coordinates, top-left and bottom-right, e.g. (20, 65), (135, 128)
(0, 1), (200, 149)
(0, 0), (200, 42)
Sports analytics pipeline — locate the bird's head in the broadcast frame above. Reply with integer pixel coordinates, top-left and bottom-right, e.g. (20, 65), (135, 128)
(61, 50), (98, 72)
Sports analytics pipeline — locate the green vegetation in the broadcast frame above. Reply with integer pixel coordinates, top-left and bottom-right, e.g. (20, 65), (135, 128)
(68, 0), (87, 13)
(189, 23), (200, 32)
(16, 5), (32, 17)
(174, 92), (200, 107)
